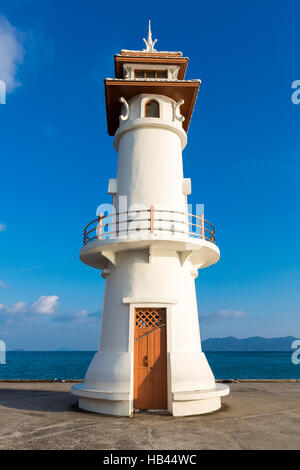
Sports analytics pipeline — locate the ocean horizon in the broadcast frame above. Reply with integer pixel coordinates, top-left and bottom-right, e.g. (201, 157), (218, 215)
(0, 351), (299, 380)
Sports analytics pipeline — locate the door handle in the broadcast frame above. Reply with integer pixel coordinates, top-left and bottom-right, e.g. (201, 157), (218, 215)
(143, 356), (148, 367)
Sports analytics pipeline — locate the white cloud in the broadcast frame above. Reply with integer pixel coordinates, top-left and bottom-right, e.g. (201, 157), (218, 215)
(0, 295), (99, 325)
(0, 280), (7, 289)
(0, 295), (59, 323)
(30, 295), (59, 315)
(0, 223), (7, 232)
(0, 16), (24, 92)
(54, 309), (100, 324)
(0, 301), (26, 314)
(73, 309), (89, 322)
(219, 309), (245, 318)
(201, 309), (246, 321)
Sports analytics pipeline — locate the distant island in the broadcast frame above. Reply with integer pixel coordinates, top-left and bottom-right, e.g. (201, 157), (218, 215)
(56, 348), (74, 352)
(7, 336), (299, 352)
(202, 336), (299, 352)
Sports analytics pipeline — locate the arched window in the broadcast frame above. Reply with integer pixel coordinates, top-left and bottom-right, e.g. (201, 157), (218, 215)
(145, 100), (160, 118)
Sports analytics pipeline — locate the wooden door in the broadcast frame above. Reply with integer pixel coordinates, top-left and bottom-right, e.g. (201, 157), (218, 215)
(134, 308), (167, 410)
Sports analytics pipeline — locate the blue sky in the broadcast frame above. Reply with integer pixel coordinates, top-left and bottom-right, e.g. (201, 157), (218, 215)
(0, 0), (299, 350)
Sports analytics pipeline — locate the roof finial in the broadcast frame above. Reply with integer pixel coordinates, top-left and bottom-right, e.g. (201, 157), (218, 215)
(143, 20), (157, 52)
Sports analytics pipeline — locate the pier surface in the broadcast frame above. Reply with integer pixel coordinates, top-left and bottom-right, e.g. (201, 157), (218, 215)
(0, 381), (299, 450)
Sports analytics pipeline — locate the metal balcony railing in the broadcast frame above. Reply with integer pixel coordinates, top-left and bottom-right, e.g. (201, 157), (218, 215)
(83, 207), (216, 246)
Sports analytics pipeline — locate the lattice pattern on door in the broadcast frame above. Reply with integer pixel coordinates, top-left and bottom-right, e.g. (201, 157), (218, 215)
(135, 308), (166, 329)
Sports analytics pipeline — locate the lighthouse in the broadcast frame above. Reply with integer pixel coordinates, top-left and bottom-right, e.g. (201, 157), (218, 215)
(71, 23), (229, 416)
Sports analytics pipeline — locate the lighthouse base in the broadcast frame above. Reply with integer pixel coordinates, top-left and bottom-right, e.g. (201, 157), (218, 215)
(171, 383), (229, 416)
(173, 397), (221, 416)
(71, 350), (229, 417)
(71, 383), (229, 417)
(77, 396), (131, 416)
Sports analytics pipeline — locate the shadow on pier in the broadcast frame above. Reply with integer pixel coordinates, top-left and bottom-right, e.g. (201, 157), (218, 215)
(0, 385), (77, 413)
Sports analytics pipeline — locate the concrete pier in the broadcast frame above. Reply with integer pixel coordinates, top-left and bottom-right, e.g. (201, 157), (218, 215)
(0, 381), (299, 450)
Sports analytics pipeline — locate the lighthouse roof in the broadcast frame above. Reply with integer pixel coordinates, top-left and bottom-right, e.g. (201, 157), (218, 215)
(104, 21), (201, 136)
(114, 21), (189, 80)
(119, 50), (184, 57)
(114, 53), (189, 81)
(104, 78), (200, 136)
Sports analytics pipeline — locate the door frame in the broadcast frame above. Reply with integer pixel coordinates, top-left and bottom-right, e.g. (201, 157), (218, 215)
(123, 297), (177, 414)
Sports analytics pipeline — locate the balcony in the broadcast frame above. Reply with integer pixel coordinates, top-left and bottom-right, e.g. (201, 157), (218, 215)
(83, 207), (215, 246)
(80, 207), (219, 270)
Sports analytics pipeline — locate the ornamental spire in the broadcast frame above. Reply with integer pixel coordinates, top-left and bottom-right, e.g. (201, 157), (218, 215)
(143, 20), (157, 52)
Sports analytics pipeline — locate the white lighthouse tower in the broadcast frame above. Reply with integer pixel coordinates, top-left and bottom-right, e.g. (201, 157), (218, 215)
(71, 23), (229, 416)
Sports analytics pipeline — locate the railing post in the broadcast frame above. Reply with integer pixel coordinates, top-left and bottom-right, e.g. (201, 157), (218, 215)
(200, 214), (205, 240)
(150, 205), (154, 232)
(97, 213), (103, 240)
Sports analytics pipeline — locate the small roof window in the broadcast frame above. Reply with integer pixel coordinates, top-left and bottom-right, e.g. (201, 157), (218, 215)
(135, 70), (168, 79)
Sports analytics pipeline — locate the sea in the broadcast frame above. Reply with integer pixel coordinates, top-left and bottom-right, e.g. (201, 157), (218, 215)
(0, 351), (299, 380)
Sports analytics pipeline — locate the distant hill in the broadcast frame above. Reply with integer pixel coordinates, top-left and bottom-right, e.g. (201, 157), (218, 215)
(202, 336), (299, 352)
